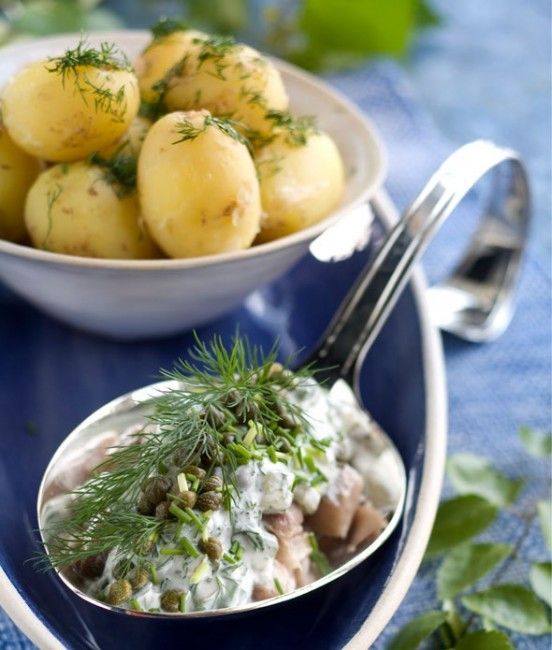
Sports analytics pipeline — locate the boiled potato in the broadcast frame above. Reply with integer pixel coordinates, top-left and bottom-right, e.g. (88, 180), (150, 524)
(2, 44), (140, 162)
(163, 38), (288, 137)
(25, 162), (158, 259)
(255, 129), (345, 242)
(138, 110), (261, 258)
(0, 124), (41, 242)
(134, 28), (208, 103)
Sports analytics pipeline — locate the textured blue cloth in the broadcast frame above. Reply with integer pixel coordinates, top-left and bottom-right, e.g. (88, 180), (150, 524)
(1, 9), (550, 650)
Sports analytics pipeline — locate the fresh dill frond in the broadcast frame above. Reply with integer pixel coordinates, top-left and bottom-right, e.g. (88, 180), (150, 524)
(150, 16), (189, 39)
(173, 114), (252, 151)
(265, 110), (318, 147)
(194, 35), (237, 80)
(39, 334), (314, 572)
(46, 39), (133, 123)
(89, 146), (137, 195)
(43, 183), (63, 250)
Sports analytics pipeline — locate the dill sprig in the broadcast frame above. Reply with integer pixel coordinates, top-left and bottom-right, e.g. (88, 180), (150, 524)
(194, 35), (237, 80)
(173, 114), (252, 151)
(150, 17), (189, 39)
(47, 39), (133, 122)
(89, 145), (137, 195)
(265, 110), (318, 147)
(39, 334), (313, 572)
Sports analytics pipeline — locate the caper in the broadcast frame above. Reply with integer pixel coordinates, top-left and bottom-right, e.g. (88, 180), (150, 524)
(205, 404), (226, 428)
(276, 402), (300, 430)
(183, 465), (206, 480)
(155, 500), (173, 520)
(196, 491), (222, 512)
(137, 539), (155, 556)
(223, 388), (240, 408)
(73, 552), (107, 579)
(201, 475), (223, 493)
(199, 536), (222, 561)
(137, 492), (155, 515)
(130, 567), (150, 592)
(267, 362), (284, 378)
(143, 476), (172, 506)
(160, 589), (182, 613)
(174, 490), (197, 509)
(106, 579), (132, 606)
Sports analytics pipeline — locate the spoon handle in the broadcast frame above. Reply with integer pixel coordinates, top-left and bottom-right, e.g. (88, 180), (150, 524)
(307, 140), (530, 387)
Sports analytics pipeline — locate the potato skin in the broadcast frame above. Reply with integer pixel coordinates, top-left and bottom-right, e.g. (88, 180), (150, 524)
(25, 162), (158, 259)
(2, 60), (140, 162)
(134, 30), (207, 103)
(255, 131), (345, 242)
(138, 110), (261, 258)
(0, 126), (41, 242)
(164, 41), (288, 137)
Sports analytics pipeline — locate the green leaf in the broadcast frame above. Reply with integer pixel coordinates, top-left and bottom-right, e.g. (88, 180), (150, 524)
(294, 0), (423, 70)
(447, 453), (523, 506)
(425, 495), (497, 558)
(415, 0), (441, 28)
(538, 500), (552, 551)
(8, 0), (122, 38)
(455, 630), (514, 650)
(518, 426), (552, 457)
(187, 0), (247, 33)
(387, 610), (447, 650)
(530, 562), (552, 608)
(437, 543), (513, 599)
(462, 584), (552, 635)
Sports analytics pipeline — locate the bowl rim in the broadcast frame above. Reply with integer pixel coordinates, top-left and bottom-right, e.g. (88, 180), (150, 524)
(0, 29), (387, 270)
(0, 189), (447, 649)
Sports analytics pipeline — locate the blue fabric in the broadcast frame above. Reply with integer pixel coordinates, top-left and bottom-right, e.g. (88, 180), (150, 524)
(1, 14), (550, 650)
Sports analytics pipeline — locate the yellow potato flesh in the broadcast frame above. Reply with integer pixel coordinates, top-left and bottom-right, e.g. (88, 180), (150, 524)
(2, 60), (140, 162)
(134, 30), (207, 103)
(0, 127), (41, 242)
(164, 42), (288, 137)
(255, 131), (345, 242)
(25, 162), (159, 259)
(138, 110), (261, 258)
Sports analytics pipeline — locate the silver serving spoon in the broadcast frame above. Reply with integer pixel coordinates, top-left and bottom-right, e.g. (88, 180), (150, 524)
(36, 140), (529, 617)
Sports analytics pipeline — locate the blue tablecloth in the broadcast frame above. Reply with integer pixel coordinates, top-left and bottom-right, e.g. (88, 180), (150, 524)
(1, 7), (550, 649)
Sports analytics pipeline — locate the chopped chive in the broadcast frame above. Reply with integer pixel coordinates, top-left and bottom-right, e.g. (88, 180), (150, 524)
(185, 507), (204, 531)
(294, 448), (304, 469)
(179, 591), (187, 613)
(311, 550), (332, 576)
(235, 543), (244, 561)
(275, 451), (289, 462)
(169, 502), (192, 523)
(148, 563), (159, 585)
(173, 522), (183, 541)
(176, 472), (189, 492)
(179, 536), (200, 558)
(274, 577), (284, 595)
(291, 475), (307, 491)
(304, 454), (317, 473)
(243, 421), (261, 447)
(230, 540), (239, 554)
(267, 445), (277, 463)
(160, 548), (186, 556)
(307, 532), (318, 551)
(129, 598), (142, 611)
(190, 557), (210, 584)
(223, 552), (237, 564)
(230, 442), (253, 460)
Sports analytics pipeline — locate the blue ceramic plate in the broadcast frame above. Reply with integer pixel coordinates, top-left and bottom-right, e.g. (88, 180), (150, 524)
(0, 194), (446, 650)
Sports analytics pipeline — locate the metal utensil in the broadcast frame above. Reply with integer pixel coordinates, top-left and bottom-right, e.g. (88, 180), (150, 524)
(36, 140), (529, 617)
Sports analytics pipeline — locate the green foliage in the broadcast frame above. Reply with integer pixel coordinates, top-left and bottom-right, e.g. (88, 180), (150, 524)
(425, 495), (497, 558)
(387, 611), (447, 650)
(388, 427), (551, 649)
(462, 584), (551, 635)
(447, 453), (523, 506)
(455, 630), (514, 650)
(518, 426), (552, 457)
(437, 543), (513, 600)
(0, 0), (122, 44)
(530, 562), (552, 608)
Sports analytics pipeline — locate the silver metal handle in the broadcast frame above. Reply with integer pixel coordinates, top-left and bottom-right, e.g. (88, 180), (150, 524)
(308, 140), (530, 385)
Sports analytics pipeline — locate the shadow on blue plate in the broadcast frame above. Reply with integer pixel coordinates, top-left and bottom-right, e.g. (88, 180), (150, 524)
(0, 218), (426, 650)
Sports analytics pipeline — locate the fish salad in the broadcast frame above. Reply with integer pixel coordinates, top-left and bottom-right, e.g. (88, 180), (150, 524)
(40, 339), (391, 614)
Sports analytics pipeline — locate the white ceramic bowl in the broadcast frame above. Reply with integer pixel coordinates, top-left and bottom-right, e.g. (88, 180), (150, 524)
(0, 31), (386, 339)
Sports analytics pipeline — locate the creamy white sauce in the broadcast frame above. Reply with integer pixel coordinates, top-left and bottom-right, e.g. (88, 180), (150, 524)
(50, 379), (389, 613)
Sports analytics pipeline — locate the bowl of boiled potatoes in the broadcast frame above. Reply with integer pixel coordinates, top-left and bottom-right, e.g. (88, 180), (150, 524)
(0, 22), (386, 339)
